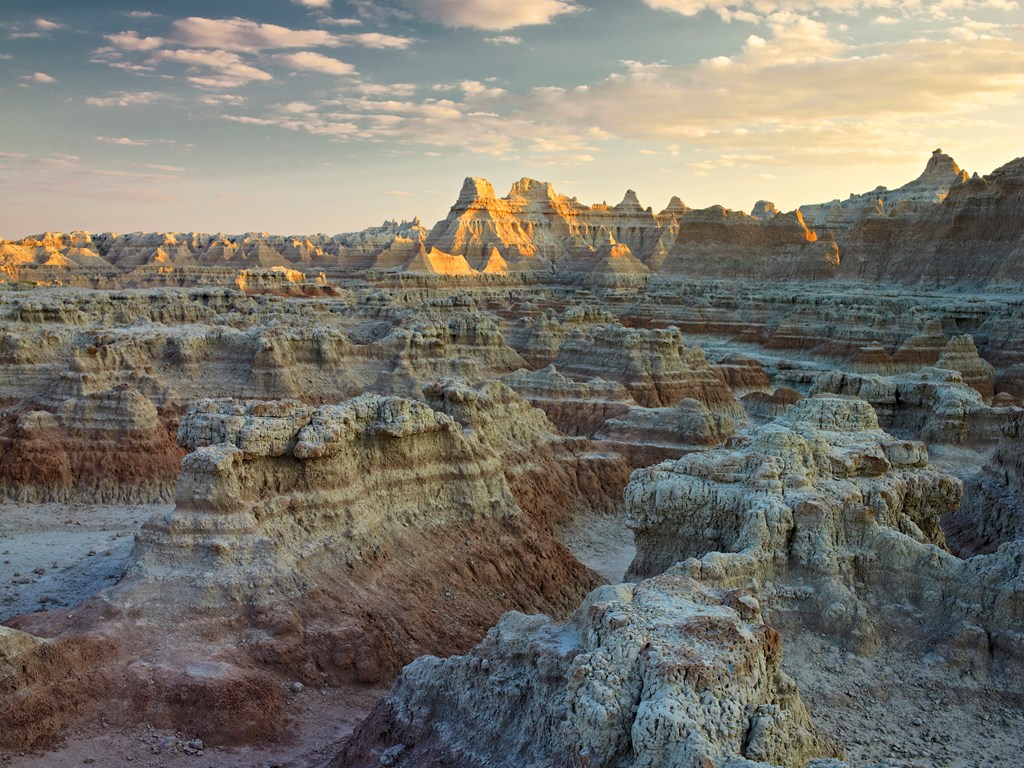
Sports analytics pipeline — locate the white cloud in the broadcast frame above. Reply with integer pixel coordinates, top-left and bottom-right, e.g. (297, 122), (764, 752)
(641, 0), (1023, 21)
(319, 17), (363, 26)
(142, 164), (186, 172)
(158, 48), (273, 88)
(484, 35), (522, 44)
(35, 18), (61, 31)
(198, 93), (248, 106)
(412, 0), (580, 30)
(85, 91), (167, 107)
(169, 16), (413, 51)
(23, 72), (56, 83)
(125, 11), (158, 18)
(873, 15), (902, 24)
(96, 136), (151, 145)
(278, 51), (357, 75)
(293, 0), (332, 7)
(105, 30), (165, 51)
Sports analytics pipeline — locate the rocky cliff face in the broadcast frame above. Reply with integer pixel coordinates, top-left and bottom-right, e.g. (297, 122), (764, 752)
(837, 155), (1024, 284)
(337, 574), (842, 768)
(3, 150), (1021, 286)
(660, 207), (839, 280)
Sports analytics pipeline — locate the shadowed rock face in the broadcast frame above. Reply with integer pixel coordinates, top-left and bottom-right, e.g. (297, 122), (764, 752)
(336, 574), (843, 768)
(945, 411), (1024, 557)
(625, 396), (1024, 668)
(661, 206), (840, 280)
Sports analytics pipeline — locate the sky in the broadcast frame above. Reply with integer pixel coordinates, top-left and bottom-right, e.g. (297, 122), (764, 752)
(1, 0), (1022, 237)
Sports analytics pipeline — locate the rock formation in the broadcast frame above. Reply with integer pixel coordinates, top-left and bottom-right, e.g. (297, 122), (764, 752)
(811, 367), (1016, 444)
(594, 397), (735, 467)
(625, 395), (1024, 665)
(660, 207), (840, 280)
(337, 574), (843, 768)
(800, 149), (969, 239)
(553, 324), (744, 414)
(944, 411), (1024, 557)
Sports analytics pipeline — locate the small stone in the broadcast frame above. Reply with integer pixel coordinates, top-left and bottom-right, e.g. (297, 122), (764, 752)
(291, 681), (304, 693)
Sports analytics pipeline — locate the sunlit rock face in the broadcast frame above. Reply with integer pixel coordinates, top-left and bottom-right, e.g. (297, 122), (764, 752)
(800, 149), (970, 238)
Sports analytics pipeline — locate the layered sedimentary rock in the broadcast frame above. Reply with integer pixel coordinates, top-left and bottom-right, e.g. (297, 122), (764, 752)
(594, 398), (735, 466)
(716, 353), (772, 396)
(503, 364), (633, 436)
(936, 334), (996, 400)
(337, 574), (842, 768)
(0, 385), (182, 502)
(6, 388), (608, 747)
(660, 207), (839, 280)
(741, 387), (803, 421)
(122, 393), (591, 609)
(554, 324), (745, 415)
(945, 412), (1024, 556)
(837, 155), (1024, 285)
(811, 368), (1016, 444)
(625, 396), (1024, 664)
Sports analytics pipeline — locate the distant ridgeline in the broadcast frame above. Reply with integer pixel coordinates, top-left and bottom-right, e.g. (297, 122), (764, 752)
(2, 150), (1021, 287)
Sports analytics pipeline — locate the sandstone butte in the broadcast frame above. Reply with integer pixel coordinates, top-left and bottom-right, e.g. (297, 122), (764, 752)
(0, 149), (1022, 768)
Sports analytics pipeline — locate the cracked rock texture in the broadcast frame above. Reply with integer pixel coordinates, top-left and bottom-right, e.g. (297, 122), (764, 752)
(336, 574), (843, 768)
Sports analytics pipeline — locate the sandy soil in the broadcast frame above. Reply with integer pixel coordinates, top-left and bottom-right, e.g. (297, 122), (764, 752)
(559, 509), (636, 584)
(0, 685), (386, 768)
(0, 502), (171, 623)
(784, 631), (1024, 768)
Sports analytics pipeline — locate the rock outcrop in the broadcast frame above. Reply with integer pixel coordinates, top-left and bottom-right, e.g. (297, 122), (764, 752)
(811, 368), (1016, 444)
(337, 574), (843, 768)
(553, 324), (744, 414)
(800, 149), (969, 239)
(945, 411), (1024, 557)
(660, 207), (839, 280)
(625, 395), (1024, 665)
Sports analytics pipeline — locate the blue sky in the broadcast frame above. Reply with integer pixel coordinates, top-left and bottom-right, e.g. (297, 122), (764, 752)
(1, 0), (1022, 237)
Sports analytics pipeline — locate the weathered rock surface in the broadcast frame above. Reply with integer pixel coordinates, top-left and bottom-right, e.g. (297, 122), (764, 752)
(660, 207), (839, 280)
(800, 149), (969, 240)
(337, 574), (843, 768)
(811, 368), (1017, 444)
(594, 397), (735, 467)
(625, 396), (1024, 665)
(503, 364), (633, 436)
(554, 324), (744, 414)
(945, 411), (1024, 557)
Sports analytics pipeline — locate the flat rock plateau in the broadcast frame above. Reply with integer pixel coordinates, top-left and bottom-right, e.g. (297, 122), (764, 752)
(1, 150), (1023, 768)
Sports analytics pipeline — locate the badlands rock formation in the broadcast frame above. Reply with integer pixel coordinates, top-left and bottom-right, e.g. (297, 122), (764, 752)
(2, 150), (1021, 286)
(811, 367), (1015, 444)
(2, 150), (1024, 765)
(800, 149), (969, 239)
(626, 396), (1024, 663)
(338, 574), (843, 768)
(944, 411), (1024, 557)
(553, 324), (744, 414)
